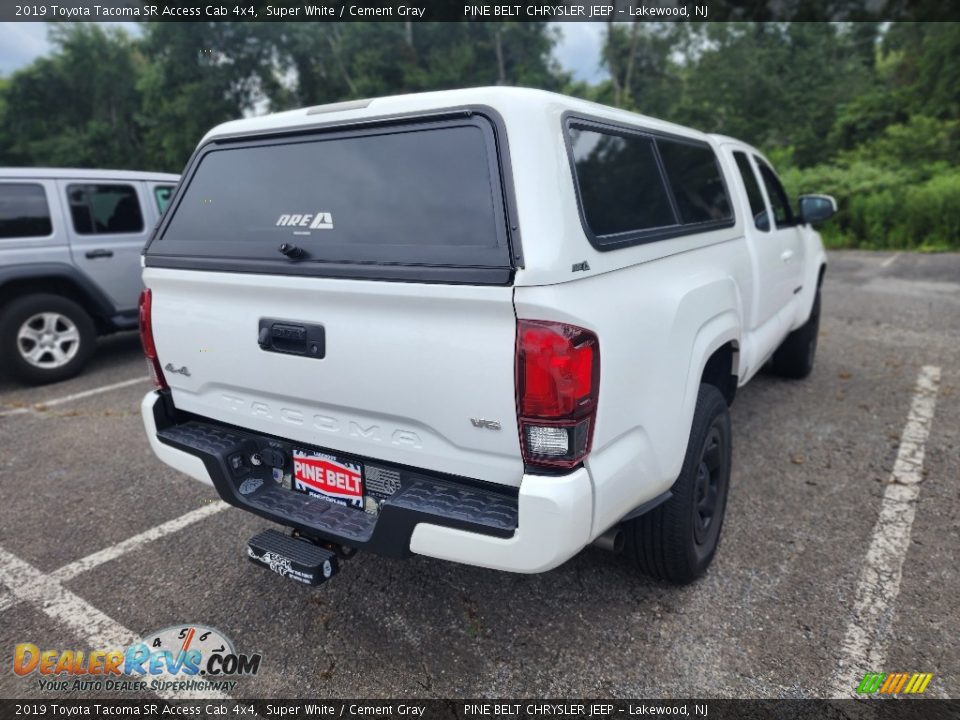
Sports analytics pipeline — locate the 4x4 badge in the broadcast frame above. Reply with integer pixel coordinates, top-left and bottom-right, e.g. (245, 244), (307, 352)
(164, 363), (191, 377)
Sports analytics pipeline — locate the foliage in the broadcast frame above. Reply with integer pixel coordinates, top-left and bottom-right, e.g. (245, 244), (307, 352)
(0, 24), (145, 169)
(0, 20), (955, 249)
(0, 22), (564, 173)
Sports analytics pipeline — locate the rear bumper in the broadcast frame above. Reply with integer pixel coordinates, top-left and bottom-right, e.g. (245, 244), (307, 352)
(141, 391), (593, 573)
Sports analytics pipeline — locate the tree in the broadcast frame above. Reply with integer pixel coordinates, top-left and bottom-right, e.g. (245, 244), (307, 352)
(0, 24), (145, 168)
(599, 21), (680, 115)
(269, 23), (567, 109)
(664, 23), (875, 166)
(137, 22), (281, 171)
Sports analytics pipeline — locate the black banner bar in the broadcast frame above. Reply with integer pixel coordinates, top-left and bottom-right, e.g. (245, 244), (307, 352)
(4, 0), (960, 23)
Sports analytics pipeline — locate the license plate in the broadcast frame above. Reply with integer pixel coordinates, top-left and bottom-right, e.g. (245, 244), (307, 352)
(292, 449), (364, 509)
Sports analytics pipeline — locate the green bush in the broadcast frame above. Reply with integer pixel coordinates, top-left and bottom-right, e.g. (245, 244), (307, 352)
(779, 162), (960, 251)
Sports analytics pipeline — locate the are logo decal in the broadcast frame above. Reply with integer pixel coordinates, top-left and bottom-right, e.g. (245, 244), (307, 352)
(276, 212), (333, 230)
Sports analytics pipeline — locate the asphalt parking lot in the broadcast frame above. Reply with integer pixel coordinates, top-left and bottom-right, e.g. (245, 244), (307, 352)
(0, 249), (957, 700)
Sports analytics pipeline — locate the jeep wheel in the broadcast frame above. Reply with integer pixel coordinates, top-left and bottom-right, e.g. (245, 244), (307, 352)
(771, 287), (821, 380)
(0, 294), (97, 385)
(624, 383), (731, 584)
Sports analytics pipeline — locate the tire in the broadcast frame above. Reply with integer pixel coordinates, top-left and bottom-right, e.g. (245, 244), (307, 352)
(771, 287), (821, 380)
(0, 294), (97, 385)
(624, 383), (732, 584)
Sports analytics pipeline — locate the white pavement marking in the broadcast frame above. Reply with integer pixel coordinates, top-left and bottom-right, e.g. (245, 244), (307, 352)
(827, 365), (941, 698)
(0, 502), (229, 611)
(881, 252), (901, 268)
(0, 544), (231, 700)
(53, 501), (229, 582)
(0, 375), (149, 417)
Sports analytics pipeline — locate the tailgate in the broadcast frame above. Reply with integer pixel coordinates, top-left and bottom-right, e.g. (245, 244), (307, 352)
(142, 109), (524, 486)
(144, 269), (523, 486)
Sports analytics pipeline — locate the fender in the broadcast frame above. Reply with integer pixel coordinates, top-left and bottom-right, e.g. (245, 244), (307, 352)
(787, 226), (828, 331)
(671, 278), (741, 480)
(584, 275), (741, 536)
(0, 262), (118, 320)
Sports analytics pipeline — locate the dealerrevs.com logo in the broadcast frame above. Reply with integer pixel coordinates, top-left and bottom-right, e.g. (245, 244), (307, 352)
(13, 624), (262, 694)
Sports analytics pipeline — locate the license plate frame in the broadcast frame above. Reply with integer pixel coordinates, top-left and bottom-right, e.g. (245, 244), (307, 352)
(291, 448), (364, 510)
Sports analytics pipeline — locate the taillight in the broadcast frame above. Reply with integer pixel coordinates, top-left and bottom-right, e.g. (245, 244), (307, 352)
(515, 320), (599, 470)
(138, 289), (168, 391)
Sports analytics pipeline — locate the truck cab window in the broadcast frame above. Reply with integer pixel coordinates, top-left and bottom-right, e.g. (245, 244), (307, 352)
(755, 159), (794, 229)
(733, 152), (770, 232)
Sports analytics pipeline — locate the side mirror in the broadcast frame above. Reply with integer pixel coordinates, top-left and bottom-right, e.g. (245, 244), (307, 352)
(798, 194), (837, 225)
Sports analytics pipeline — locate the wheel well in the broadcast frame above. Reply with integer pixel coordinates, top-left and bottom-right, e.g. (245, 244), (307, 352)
(0, 277), (108, 332)
(818, 264), (826, 288)
(701, 342), (738, 406)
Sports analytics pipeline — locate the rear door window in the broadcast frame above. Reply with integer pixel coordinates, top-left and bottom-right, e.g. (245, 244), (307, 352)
(568, 127), (675, 236)
(755, 159), (795, 229)
(657, 139), (733, 224)
(149, 117), (513, 276)
(733, 151), (770, 231)
(566, 120), (735, 249)
(0, 183), (53, 239)
(67, 184), (144, 235)
(154, 185), (175, 214)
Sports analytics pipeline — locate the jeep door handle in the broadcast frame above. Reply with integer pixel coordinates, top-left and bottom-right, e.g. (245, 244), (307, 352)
(85, 249), (114, 259)
(780, 249), (795, 262)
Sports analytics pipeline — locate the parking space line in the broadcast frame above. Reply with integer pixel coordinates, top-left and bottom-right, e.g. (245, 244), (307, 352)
(0, 544), (230, 700)
(827, 365), (941, 698)
(0, 502), (229, 614)
(0, 376), (149, 417)
(53, 501), (229, 582)
(0, 545), (138, 648)
(880, 252), (901, 268)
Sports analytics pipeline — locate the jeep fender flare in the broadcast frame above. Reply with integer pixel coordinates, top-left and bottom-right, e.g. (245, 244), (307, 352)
(0, 263), (117, 322)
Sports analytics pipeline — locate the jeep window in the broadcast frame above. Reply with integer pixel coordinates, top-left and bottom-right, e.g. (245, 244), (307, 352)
(733, 151), (770, 232)
(657, 139), (732, 224)
(568, 126), (675, 237)
(755, 159), (795, 228)
(149, 118), (513, 277)
(68, 184), (144, 235)
(154, 185), (175, 214)
(0, 183), (53, 239)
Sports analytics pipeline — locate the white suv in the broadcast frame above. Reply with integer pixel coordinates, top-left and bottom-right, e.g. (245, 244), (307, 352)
(140, 88), (833, 585)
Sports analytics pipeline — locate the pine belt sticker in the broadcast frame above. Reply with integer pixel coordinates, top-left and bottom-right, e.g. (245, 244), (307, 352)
(293, 450), (363, 508)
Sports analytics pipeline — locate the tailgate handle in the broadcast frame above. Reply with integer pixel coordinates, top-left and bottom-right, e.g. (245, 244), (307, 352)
(258, 319), (325, 359)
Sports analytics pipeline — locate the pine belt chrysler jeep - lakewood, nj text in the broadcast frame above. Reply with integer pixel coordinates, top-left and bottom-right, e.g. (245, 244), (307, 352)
(140, 88), (834, 586)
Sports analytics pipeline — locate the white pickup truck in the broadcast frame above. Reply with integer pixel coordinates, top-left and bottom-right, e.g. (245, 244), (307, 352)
(140, 88), (833, 586)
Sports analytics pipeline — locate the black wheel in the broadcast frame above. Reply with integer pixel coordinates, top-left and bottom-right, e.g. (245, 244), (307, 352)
(771, 288), (821, 379)
(0, 294), (97, 385)
(624, 384), (732, 584)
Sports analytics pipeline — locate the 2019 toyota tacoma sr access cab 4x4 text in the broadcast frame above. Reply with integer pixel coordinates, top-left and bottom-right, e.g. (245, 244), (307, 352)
(140, 88), (835, 586)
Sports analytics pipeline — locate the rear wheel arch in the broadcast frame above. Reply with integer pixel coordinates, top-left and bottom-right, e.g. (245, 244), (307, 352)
(0, 268), (113, 333)
(0, 293), (98, 384)
(701, 341), (739, 406)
